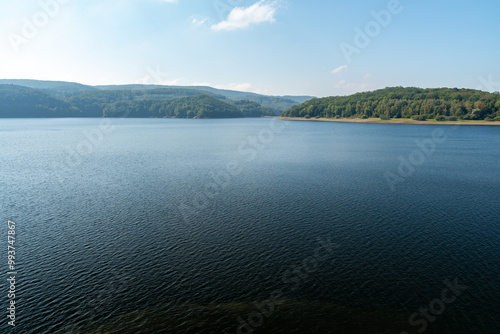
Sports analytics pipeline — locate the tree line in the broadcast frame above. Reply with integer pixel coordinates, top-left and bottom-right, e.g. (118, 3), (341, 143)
(103, 95), (272, 118)
(282, 87), (500, 121)
(0, 85), (273, 118)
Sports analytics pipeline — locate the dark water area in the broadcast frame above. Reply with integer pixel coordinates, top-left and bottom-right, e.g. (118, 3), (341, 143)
(0, 118), (498, 333)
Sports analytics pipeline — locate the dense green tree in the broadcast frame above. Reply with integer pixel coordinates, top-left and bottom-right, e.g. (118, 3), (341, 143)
(103, 95), (244, 118)
(282, 87), (500, 121)
(0, 85), (79, 117)
(230, 100), (273, 117)
(0, 86), (274, 119)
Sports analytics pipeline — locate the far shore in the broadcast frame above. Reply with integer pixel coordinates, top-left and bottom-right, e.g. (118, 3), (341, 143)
(278, 117), (500, 126)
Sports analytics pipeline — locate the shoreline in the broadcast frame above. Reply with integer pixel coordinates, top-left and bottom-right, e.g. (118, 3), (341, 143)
(278, 117), (500, 126)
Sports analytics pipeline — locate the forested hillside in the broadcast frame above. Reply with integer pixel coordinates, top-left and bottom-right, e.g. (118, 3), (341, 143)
(0, 79), (311, 116)
(102, 95), (272, 118)
(282, 87), (500, 121)
(0, 85), (272, 118)
(0, 85), (79, 117)
(96, 84), (314, 113)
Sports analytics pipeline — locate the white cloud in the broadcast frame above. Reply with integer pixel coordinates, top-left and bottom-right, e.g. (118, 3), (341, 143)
(334, 77), (373, 92)
(137, 76), (181, 86)
(215, 82), (254, 91)
(190, 15), (208, 28)
(192, 82), (267, 94)
(211, 0), (278, 32)
(331, 65), (348, 75)
(138, 66), (181, 86)
(193, 82), (253, 91)
(217, 83), (269, 94)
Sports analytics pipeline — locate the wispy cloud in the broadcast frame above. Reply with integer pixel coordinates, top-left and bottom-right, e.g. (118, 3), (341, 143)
(137, 66), (181, 86)
(192, 82), (267, 94)
(333, 73), (373, 92)
(215, 82), (254, 91)
(190, 15), (208, 28)
(211, 0), (278, 32)
(331, 65), (348, 75)
(137, 76), (181, 85)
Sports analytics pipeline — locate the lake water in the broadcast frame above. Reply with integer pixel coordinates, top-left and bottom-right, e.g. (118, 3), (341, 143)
(0, 118), (499, 334)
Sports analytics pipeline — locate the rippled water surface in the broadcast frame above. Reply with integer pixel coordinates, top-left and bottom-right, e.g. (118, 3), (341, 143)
(1, 118), (499, 334)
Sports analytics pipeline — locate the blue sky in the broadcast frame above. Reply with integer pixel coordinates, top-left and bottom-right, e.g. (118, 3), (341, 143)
(1, 0), (499, 97)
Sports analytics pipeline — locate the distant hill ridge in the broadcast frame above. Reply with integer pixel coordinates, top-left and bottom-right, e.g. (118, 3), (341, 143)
(0, 83), (276, 118)
(0, 79), (315, 116)
(3, 81), (498, 121)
